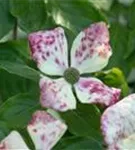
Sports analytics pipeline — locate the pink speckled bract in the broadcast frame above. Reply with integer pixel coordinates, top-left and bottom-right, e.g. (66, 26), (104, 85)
(27, 110), (67, 150)
(40, 76), (76, 111)
(71, 22), (112, 74)
(29, 27), (68, 75)
(28, 22), (121, 112)
(74, 77), (121, 106)
(101, 94), (135, 150)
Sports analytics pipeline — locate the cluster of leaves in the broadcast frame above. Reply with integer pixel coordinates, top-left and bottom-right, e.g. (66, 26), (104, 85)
(0, 0), (135, 149)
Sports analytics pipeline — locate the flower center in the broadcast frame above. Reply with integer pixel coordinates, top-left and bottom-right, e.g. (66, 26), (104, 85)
(64, 67), (80, 84)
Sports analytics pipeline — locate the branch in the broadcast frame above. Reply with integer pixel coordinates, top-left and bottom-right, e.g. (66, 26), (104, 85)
(13, 19), (18, 40)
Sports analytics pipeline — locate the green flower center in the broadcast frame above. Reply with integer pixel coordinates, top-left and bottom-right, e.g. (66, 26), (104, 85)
(64, 67), (80, 84)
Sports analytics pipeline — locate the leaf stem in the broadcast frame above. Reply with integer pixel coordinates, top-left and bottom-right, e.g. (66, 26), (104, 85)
(13, 19), (18, 40)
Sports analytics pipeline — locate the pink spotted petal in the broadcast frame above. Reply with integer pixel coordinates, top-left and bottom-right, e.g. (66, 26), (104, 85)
(74, 77), (121, 106)
(40, 76), (76, 111)
(0, 131), (29, 150)
(108, 134), (135, 150)
(27, 110), (67, 150)
(71, 22), (112, 74)
(101, 94), (135, 150)
(28, 27), (68, 75)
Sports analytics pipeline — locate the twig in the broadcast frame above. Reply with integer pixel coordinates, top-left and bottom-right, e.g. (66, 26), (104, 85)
(13, 19), (18, 40)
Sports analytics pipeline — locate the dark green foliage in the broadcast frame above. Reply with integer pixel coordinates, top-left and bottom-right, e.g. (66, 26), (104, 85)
(0, 0), (134, 149)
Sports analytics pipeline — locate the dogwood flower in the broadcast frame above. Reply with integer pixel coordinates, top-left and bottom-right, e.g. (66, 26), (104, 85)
(101, 94), (135, 150)
(0, 110), (67, 150)
(28, 22), (121, 112)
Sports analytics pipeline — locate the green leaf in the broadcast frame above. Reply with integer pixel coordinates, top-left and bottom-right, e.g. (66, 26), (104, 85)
(95, 68), (129, 97)
(0, 61), (40, 82)
(107, 1), (129, 25)
(53, 136), (102, 150)
(0, 69), (39, 101)
(0, 93), (40, 129)
(124, 29), (135, 67)
(0, 40), (30, 62)
(0, 41), (40, 81)
(60, 104), (102, 139)
(89, 0), (113, 11)
(0, 121), (10, 141)
(10, 0), (47, 32)
(0, 0), (15, 39)
(128, 1), (135, 29)
(125, 29), (135, 59)
(48, 0), (107, 34)
(19, 128), (35, 150)
(106, 23), (130, 76)
(10, 39), (31, 60)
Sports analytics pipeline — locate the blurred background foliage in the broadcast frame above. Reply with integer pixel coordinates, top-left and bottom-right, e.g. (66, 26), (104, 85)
(0, 0), (135, 149)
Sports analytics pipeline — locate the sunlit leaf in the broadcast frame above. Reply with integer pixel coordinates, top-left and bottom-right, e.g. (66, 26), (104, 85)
(0, 0), (15, 39)
(48, 0), (107, 34)
(0, 41), (40, 81)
